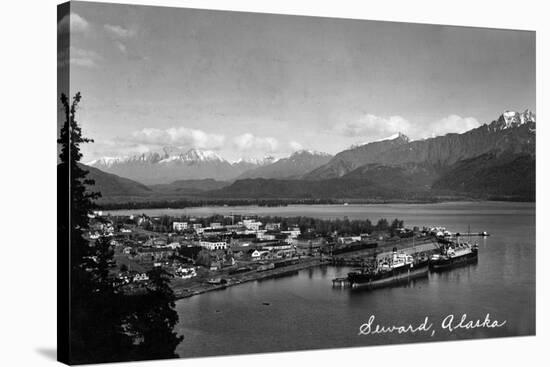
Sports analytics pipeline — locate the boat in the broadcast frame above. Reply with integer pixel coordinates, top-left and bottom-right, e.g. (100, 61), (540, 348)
(346, 250), (429, 289)
(429, 241), (478, 271)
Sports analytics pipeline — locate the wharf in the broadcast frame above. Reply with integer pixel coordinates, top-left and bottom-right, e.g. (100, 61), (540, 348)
(172, 258), (324, 299)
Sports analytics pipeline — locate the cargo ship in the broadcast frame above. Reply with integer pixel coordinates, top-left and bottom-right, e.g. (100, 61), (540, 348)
(429, 241), (478, 271)
(346, 250), (429, 289)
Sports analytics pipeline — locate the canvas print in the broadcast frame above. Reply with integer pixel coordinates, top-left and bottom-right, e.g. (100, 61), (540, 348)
(57, 1), (536, 365)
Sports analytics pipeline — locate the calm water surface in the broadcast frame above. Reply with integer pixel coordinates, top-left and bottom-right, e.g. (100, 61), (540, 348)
(113, 202), (536, 357)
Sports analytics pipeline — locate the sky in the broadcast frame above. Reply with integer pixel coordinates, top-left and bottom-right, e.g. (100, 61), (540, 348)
(58, 1), (536, 162)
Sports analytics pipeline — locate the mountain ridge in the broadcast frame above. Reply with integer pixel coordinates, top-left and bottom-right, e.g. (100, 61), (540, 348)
(236, 150), (333, 180)
(305, 110), (535, 180)
(85, 109), (535, 203)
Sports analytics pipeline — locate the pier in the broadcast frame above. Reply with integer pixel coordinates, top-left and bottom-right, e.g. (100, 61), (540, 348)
(455, 232), (489, 237)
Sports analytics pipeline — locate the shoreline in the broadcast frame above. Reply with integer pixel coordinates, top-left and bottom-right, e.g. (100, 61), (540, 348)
(104, 200), (534, 216)
(171, 237), (440, 300)
(172, 258), (324, 300)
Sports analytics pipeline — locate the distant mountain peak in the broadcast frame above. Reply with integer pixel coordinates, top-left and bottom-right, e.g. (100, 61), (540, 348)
(394, 132), (410, 142)
(156, 148), (224, 164)
(235, 150), (333, 180)
(181, 148), (223, 162)
(290, 149), (331, 157)
(232, 155), (278, 166)
(86, 156), (121, 167)
(352, 132), (410, 149)
(495, 109), (536, 130)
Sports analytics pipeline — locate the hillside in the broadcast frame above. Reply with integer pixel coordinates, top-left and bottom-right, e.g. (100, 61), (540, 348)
(79, 164), (153, 198)
(304, 133), (410, 180)
(342, 163), (439, 191)
(432, 153), (535, 200)
(206, 164), (440, 200)
(149, 179), (228, 194)
(306, 110), (535, 180)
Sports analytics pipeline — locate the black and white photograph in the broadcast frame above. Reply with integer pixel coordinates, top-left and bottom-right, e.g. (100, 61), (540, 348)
(51, 0), (542, 365)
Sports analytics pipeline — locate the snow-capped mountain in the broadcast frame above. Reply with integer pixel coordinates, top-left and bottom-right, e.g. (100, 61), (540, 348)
(158, 148), (224, 164)
(352, 132), (410, 148)
(236, 150), (333, 180)
(232, 156), (278, 166)
(491, 109), (536, 131)
(88, 148), (273, 184)
(87, 156), (123, 167)
(87, 152), (165, 167)
(305, 110), (535, 180)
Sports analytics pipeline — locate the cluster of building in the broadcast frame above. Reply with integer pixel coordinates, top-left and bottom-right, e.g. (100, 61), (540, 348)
(87, 214), (310, 283)
(171, 218), (304, 258)
(426, 226), (453, 238)
(88, 213), (426, 286)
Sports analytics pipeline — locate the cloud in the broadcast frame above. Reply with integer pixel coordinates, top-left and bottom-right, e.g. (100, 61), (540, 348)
(104, 24), (136, 38)
(82, 140), (152, 162)
(233, 133), (279, 152)
(58, 13), (89, 34)
(103, 24), (135, 55)
(333, 113), (481, 143)
(57, 46), (101, 68)
(127, 127), (225, 150)
(71, 47), (101, 67)
(427, 115), (481, 138)
(334, 114), (411, 141)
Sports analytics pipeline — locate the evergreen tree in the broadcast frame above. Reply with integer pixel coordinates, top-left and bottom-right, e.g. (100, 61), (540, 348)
(58, 92), (134, 363)
(125, 268), (183, 360)
(58, 92), (182, 363)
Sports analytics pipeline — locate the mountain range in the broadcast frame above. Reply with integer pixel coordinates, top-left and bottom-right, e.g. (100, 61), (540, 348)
(88, 148), (268, 184)
(85, 109), (536, 204)
(305, 110), (535, 180)
(236, 150), (333, 180)
(88, 147), (333, 184)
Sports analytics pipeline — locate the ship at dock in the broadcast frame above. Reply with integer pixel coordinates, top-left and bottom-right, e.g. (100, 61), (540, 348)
(429, 241), (478, 271)
(342, 250), (429, 289)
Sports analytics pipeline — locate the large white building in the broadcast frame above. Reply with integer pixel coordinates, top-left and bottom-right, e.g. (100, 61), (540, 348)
(199, 240), (228, 250)
(173, 222), (188, 231)
(241, 219), (262, 231)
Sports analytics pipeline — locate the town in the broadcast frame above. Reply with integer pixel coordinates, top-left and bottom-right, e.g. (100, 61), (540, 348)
(87, 211), (460, 298)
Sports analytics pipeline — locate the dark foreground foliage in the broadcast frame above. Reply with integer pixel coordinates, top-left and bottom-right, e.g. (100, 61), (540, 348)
(58, 93), (182, 364)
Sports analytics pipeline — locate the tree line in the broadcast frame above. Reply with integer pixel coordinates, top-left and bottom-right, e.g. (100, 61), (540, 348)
(98, 198), (339, 210)
(114, 212), (405, 238)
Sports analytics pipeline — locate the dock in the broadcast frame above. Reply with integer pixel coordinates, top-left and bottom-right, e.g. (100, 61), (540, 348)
(455, 232), (489, 237)
(329, 258), (369, 267)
